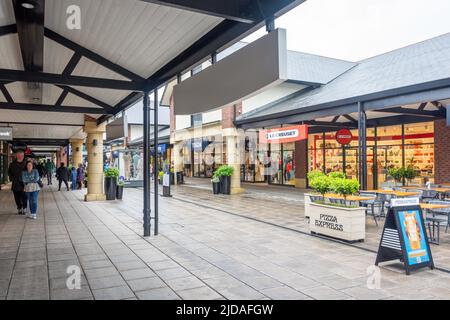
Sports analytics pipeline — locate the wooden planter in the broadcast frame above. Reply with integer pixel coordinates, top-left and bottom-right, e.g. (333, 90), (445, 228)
(309, 202), (366, 242)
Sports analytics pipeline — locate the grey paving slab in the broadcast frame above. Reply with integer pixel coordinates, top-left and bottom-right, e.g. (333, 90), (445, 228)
(135, 287), (180, 300)
(127, 277), (166, 292)
(177, 286), (223, 300)
(121, 268), (156, 281)
(92, 285), (135, 300)
(87, 275), (127, 290)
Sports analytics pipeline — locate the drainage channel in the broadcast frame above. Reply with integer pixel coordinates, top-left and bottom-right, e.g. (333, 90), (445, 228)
(166, 193), (450, 275)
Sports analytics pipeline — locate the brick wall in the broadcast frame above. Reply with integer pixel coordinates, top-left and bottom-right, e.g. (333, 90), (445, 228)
(434, 119), (450, 184)
(221, 103), (242, 129)
(294, 139), (307, 179)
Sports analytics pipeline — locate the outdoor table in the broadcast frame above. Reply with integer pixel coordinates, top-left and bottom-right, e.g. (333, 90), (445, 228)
(420, 203), (450, 245)
(365, 190), (419, 197)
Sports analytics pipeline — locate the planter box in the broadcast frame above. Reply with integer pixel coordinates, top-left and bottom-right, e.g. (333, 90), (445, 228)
(304, 193), (323, 219)
(309, 202), (366, 242)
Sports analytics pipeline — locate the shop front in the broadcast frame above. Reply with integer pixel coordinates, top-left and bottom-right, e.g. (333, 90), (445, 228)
(0, 141), (11, 185)
(308, 122), (435, 189)
(178, 135), (226, 178)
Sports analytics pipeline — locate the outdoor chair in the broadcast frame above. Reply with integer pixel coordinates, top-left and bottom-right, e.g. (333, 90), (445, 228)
(428, 200), (450, 233)
(359, 192), (383, 226)
(422, 189), (439, 202)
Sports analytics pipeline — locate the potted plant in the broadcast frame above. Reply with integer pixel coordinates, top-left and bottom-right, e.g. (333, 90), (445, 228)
(104, 167), (119, 200)
(116, 176), (125, 200)
(211, 175), (221, 194)
(158, 171), (164, 185)
(215, 165), (234, 195)
(388, 167), (404, 186)
(403, 165), (418, 185)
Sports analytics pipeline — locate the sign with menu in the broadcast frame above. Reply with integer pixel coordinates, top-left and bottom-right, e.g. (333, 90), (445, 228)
(375, 201), (434, 275)
(259, 125), (308, 144)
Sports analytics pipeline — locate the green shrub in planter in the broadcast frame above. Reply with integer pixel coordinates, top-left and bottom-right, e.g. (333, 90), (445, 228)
(404, 166), (418, 184)
(214, 165), (234, 177)
(309, 175), (331, 196)
(330, 178), (360, 201)
(104, 167), (120, 178)
(328, 171), (346, 179)
(307, 170), (325, 182)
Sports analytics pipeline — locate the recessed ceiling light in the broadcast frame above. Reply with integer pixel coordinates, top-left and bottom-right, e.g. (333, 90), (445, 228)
(21, 2), (35, 9)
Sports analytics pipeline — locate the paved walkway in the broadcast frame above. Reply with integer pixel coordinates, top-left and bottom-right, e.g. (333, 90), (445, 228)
(1, 183), (450, 300)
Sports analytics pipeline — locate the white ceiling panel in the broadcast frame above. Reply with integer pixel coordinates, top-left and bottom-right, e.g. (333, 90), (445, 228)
(0, 0), (15, 26)
(70, 86), (133, 106)
(10, 124), (85, 140)
(44, 38), (75, 74)
(45, 0), (223, 78)
(72, 57), (130, 81)
(0, 90), (6, 102)
(4, 82), (63, 105)
(0, 34), (23, 70)
(0, 109), (94, 125)
(62, 92), (102, 108)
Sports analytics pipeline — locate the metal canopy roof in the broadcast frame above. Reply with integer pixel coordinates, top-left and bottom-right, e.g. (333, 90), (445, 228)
(0, 0), (305, 142)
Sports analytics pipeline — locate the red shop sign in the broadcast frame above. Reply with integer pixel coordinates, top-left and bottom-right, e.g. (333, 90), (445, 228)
(335, 128), (353, 145)
(259, 125), (308, 144)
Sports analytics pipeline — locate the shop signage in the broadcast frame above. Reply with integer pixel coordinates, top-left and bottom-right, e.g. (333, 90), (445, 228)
(375, 200), (434, 275)
(335, 128), (352, 145)
(259, 125), (308, 144)
(0, 127), (12, 141)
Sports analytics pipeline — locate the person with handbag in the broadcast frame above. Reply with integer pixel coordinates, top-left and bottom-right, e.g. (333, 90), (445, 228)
(22, 160), (41, 220)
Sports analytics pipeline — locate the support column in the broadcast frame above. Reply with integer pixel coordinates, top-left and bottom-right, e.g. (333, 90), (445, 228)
(294, 139), (308, 188)
(223, 127), (244, 194)
(172, 141), (183, 183)
(84, 120), (106, 202)
(153, 89), (159, 236)
(70, 139), (84, 167)
(143, 92), (151, 237)
(358, 102), (367, 190)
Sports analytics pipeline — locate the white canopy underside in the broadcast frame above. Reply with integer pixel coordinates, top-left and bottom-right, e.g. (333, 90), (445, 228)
(0, 0), (223, 140)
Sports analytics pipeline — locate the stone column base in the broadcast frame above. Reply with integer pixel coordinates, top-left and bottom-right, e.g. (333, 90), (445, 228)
(295, 178), (307, 189)
(231, 187), (246, 195)
(84, 193), (107, 202)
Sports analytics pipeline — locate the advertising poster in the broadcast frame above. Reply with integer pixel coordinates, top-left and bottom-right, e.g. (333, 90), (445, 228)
(398, 210), (430, 265)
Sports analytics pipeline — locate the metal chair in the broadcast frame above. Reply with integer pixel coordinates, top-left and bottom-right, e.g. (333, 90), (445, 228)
(421, 189), (438, 202)
(359, 192), (383, 226)
(428, 200), (450, 233)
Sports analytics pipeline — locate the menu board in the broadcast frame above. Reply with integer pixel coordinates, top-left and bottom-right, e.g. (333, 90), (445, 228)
(375, 202), (434, 275)
(397, 209), (430, 265)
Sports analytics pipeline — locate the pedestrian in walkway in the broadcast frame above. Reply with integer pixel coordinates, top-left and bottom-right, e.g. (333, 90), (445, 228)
(76, 163), (85, 189)
(45, 159), (55, 185)
(8, 149), (27, 215)
(22, 160), (41, 219)
(70, 165), (77, 191)
(56, 162), (69, 191)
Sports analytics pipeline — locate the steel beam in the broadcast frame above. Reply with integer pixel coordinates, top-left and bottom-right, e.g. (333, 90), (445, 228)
(143, 92), (151, 237)
(13, 0), (45, 102)
(153, 89), (159, 236)
(0, 68), (143, 90)
(0, 24), (17, 37)
(358, 102), (367, 190)
(372, 106), (444, 117)
(56, 85), (114, 113)
(0, 102), (110, 114)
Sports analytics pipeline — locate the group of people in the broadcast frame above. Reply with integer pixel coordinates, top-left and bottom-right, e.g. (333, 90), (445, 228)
(7, 148), (86, 220)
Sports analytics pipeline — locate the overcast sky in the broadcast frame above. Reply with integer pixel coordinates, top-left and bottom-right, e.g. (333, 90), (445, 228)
(244, 0), (450, 61)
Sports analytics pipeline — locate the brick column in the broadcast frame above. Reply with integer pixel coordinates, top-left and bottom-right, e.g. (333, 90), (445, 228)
(294, 139), (308, 188)
(434, 119), (450, 184)
(222, 103), (244, 194)
(84, 120), (106, 201)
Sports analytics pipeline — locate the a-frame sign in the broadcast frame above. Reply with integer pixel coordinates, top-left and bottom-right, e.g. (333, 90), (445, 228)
(375, 198), (434, 275)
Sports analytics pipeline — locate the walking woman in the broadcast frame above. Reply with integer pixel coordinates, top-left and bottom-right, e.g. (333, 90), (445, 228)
(22, 160), (41, 219)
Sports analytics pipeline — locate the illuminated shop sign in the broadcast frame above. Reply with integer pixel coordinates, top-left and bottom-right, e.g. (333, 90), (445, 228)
(259, 125), (308, 144)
